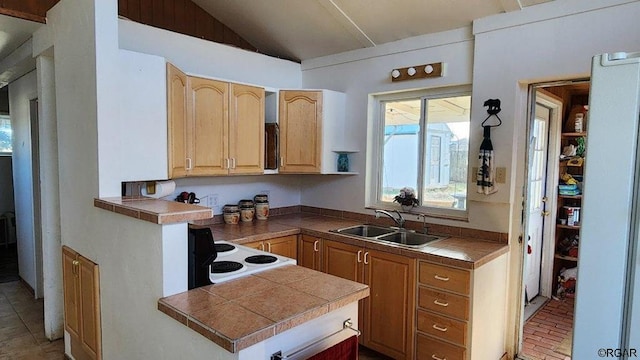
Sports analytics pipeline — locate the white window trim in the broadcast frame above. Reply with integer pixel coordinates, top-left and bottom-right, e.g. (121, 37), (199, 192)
(366, 85), (472, 221)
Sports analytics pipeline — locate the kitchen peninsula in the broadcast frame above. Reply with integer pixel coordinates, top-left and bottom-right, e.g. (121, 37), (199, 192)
(93, 197), (509, 359)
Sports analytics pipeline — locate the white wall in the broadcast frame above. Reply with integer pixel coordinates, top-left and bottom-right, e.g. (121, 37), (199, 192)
(118, 20), (302, 90)
(173, 175), (301, 214)
(472, 0), (640, 355)
(299, 28), (499, 229)
(8, 70), (38, 294)
(36, 54), (63, 339)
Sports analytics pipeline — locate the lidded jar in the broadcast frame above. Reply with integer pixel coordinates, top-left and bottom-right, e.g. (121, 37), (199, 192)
(222, 204), (240, 224)
(254, 194), (269, 220)
(238, 199), (255, 222)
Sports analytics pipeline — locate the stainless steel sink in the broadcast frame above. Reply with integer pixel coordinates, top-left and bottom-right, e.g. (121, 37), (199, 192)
(332, 225), (396, 238)
(376, 231), (444, 248)
(330, 225), (447, 248)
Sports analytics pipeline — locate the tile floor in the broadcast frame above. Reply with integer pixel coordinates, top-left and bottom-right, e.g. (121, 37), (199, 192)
(0, 281), (65, 359)
(521, 296), (575, 360)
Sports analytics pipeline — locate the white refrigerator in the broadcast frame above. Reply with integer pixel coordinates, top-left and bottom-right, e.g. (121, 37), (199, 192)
(573, 52), (640, 359)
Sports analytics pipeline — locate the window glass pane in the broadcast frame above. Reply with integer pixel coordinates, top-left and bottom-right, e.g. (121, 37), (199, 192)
(0, 115), (11, 154)
(380, 100), (419, 202)
(422, 96), (470, 210)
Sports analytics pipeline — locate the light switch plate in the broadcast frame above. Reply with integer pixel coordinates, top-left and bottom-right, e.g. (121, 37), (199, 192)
(496, 167), (507, 183)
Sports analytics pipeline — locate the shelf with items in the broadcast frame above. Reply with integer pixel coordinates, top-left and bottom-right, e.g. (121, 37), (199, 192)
(555, 254), (578, 262)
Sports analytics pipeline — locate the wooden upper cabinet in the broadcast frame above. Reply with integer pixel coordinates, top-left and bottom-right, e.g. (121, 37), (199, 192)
(167, 64), (188, 179)
(188, 77), (229, 176)
(229, 84), (265, 175)
(279, 90), (323, 173)
(167, 63), (265, 178)
(62, 246), (101, 360)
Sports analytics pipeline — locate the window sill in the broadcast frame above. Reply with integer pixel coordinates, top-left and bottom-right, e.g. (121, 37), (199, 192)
(365, 203), (469, 222)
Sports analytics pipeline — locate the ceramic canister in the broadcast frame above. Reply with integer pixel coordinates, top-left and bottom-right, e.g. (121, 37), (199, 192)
(254, 194), (269, 220)
(238, 200), (255, 222)
(223, 204), (240, 225)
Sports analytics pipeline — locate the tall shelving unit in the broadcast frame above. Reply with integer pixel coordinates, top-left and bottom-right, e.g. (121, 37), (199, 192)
(550, 84), (590, 297)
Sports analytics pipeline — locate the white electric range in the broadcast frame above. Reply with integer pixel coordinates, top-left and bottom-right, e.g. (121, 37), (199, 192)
(209, 240), (296, 284)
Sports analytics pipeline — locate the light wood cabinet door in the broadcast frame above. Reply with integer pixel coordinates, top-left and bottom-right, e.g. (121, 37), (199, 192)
(62, 246), (101, 360)
(188, 77), (229, 176)
(62, 247), (80, 339)
(243, 240), (265, 251)
(298, 235), (322, 271)
(279, 90), (322, 173)
(78, 255), (101, 359)
(167, 64), (188, 178)
(229, 84), (264, 175)
(323, 240), (361, 283)
(265, 235), (297, 258)
(362, 249), (416, 360)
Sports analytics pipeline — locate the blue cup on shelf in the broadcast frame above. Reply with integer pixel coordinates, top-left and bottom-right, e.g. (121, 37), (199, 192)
(337, 153), (349, 172)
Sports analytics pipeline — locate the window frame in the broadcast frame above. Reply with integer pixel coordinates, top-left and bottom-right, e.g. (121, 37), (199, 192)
(367, 85), (472, 220)
(0, 114), (12, 156)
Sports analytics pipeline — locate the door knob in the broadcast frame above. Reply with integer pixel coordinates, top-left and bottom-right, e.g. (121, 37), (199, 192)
(541, 211), (550, 216)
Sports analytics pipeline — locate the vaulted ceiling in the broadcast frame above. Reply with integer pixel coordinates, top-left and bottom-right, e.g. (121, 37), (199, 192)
(192, 0), (553, 61)
(0, 0), (554, 69)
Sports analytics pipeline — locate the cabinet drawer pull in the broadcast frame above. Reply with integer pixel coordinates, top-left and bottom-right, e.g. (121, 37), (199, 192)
(231, 158), (236, 169)
(280, 157), (284, 167)
(313, 240), (319, 252)
(225, 158), (230, 169)
(433, 299), (449, 307)
(364, 251), (369, 265)
(357, 250), (362, 263)
(186, 158), (192, 170)
(434, 274), (450, 281)
(432, 324), (448, 332)
(260, 243), (265, 251)
(267, 242), (272, 253)
(431, 355), (446, 360)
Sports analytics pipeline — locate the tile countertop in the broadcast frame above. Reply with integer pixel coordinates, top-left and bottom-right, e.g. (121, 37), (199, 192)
(195, 213), (509, 269)
(158, 265), (369, 353)
(94, 196), (213, 224)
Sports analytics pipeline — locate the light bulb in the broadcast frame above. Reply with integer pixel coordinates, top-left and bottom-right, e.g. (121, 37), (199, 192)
(424, 65), (434, 74)
(407, 67), (416, 76)
(391, 69), (400, 78)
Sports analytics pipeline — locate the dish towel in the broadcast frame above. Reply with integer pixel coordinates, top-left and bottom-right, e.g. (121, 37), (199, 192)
(477, 126), (497, 195)
(306, 335), (358, 360)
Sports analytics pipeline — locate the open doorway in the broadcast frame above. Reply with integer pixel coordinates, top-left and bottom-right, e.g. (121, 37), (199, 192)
(519, 80), (590, 360)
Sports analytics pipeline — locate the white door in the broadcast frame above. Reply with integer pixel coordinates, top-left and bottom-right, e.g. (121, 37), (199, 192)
(525, 104), (551, 298)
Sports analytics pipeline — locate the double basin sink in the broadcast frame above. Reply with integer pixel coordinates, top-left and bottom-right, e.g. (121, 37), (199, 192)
(330, 224), (448, 248)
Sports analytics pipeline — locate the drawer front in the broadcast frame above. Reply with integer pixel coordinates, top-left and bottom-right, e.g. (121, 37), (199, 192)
(419, 262), (470, 295)
(418, 286), (469, 320)
(417, 309), (467, 346)
(417, 333), (466, 360)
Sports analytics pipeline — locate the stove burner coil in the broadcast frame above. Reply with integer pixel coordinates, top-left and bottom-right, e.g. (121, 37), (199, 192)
(214, 243), (236, 253)
(210, 261), (244, 273)
(245, 255), (278, 264)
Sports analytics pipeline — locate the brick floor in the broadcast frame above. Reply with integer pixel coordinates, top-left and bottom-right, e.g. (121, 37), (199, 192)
(521, 297), (575, 360)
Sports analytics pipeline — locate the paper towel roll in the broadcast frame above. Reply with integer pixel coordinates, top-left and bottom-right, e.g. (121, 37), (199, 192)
(141, 180), (176, 199)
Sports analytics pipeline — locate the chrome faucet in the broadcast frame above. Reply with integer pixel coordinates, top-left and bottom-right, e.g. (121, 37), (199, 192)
(375, 209), (405, 229)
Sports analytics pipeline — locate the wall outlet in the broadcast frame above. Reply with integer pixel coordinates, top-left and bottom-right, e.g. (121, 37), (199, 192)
(496, 167), (507, 184)
(208, 194), (219, 208)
